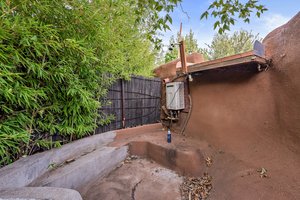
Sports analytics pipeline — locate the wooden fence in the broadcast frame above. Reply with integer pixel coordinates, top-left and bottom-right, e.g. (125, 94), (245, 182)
(95, 76), (161, 134)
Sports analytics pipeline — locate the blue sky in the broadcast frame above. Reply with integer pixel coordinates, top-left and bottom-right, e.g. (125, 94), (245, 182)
(161, 0), (300, 49)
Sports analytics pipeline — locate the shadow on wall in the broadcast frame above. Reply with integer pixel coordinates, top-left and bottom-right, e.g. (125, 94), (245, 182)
(191, 63), (261, 85)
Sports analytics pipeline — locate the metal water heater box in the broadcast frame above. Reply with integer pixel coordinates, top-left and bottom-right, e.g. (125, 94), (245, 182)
(166, 82), (185, 110)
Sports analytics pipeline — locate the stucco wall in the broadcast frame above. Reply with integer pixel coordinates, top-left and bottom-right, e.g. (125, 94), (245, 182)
(152, 13), (300, 199)
(183, 13), (300, 184)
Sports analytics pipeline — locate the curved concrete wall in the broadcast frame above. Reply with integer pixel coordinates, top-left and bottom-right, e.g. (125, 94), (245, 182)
(128, 141), (205, 176)
(0, 131), (117, 188)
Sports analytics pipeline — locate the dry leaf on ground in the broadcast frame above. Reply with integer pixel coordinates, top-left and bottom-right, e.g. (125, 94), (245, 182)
(180, 173), (213, 200)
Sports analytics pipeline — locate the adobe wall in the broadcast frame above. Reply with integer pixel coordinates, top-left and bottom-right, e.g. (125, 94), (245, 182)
(185, 12), (300, 168)
(154, 53), (204, 79)
(153, 13), (300, 199)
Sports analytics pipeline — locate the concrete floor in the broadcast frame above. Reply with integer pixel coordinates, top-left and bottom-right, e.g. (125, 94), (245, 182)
(81, 123), (299, 200)
(82, 157), (183, 200)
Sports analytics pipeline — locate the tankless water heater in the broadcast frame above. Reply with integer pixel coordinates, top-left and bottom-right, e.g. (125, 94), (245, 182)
(166, 82), (185, 110)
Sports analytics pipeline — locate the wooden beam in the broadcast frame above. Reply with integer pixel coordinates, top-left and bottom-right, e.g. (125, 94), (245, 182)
(188, 51), (268, 73)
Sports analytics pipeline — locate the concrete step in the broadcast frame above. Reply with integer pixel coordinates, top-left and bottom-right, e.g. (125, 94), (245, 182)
(0, 187), (82, 200)
(0, 131), (117, 188)
(29, 146), (128, 192)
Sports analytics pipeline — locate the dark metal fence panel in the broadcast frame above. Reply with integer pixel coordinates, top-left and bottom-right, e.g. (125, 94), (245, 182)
(96, 76), (161, 134)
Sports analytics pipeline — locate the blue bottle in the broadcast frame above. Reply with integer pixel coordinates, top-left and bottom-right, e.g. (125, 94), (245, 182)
(167, 129), (171, 143)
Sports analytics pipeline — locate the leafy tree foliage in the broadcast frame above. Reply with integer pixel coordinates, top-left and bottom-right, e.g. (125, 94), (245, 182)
(0, 0), (156, 166)
(164, 29), (201, 62)
(184, 29), (201, 54)
(165, 36), (178, 63)
(135, 0), (267, 47)
(201, 30), (261, 60)
(201, 0), (268, 34)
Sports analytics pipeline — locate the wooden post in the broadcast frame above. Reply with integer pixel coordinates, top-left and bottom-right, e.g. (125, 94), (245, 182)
(178, 22), (183, 58)
(120, 79), (125, 128)
(179, 40), (188, 74)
